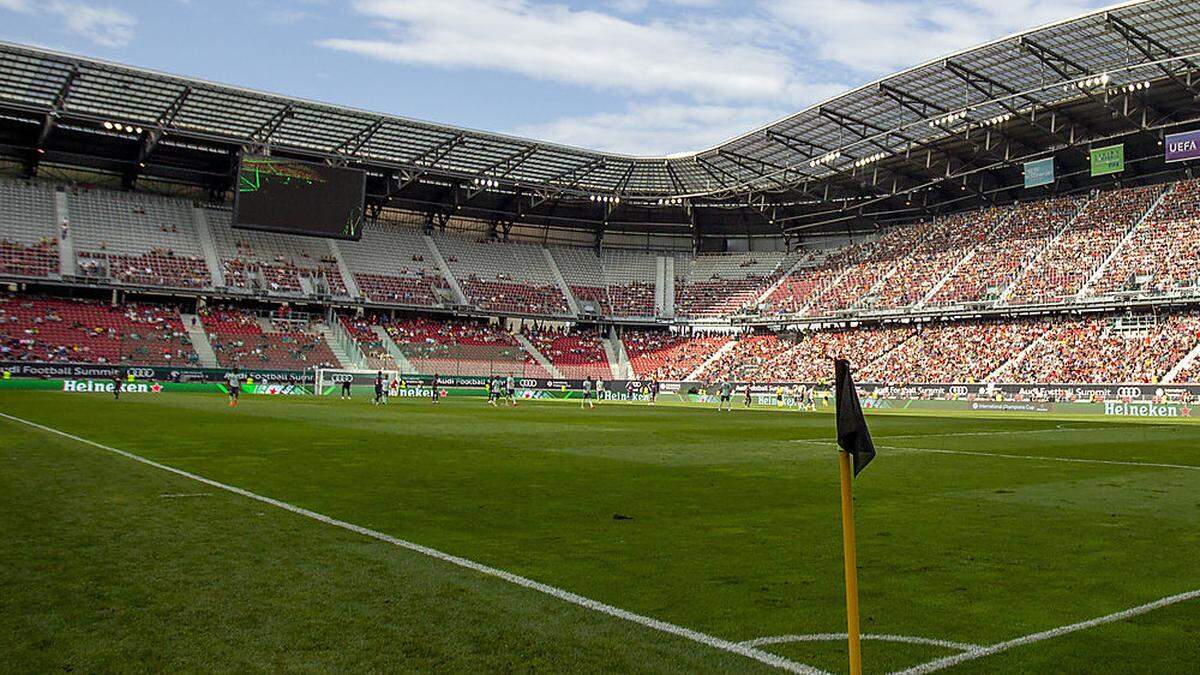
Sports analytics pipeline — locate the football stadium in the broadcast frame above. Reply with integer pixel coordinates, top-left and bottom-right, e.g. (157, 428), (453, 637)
(1, 1), (1199, 672)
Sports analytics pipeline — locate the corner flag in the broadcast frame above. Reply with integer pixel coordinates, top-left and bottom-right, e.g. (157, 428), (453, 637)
(833, 358), (876, 675)
(835, 358), (876, 476)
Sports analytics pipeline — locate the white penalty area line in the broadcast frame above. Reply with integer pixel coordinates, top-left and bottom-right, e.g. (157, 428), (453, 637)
(791, 439), (1200, 472)
(0, 412), (824, 675)
(892, 588), (1200, 674)
(741, 633), (981, 652)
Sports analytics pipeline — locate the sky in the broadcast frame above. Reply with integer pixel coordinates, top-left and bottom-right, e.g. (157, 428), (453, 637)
(0, 0), (1116, 156)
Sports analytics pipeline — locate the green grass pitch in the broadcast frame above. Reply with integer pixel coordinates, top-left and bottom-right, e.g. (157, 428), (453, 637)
(1, 390), (1197, 673)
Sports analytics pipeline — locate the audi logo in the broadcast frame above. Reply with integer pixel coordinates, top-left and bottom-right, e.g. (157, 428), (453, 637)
(519, 379), (537, 388)
(127, 368), (155, 379)
(949, 386), (968, 395)
(1116, 387), (1142, 398)
(330, 373), (354, 383)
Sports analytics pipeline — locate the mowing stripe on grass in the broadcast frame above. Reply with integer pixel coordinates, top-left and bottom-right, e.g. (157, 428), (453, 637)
(740, 633), (981, 652)
(0, 412), (825, 675)
(792, 439), (1200, 472)
(892, 588), (1200, 674)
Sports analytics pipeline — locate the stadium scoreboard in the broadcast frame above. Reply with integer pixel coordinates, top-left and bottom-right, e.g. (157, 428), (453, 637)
(233, 155), (365, 241)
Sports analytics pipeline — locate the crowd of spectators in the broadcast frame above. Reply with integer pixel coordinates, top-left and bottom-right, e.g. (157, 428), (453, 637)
(0, 296), (197, 365)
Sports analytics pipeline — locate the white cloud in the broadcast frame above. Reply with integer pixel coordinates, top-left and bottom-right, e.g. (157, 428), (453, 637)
(48, 1), (137, 48)
(764, 0), (1108, 75)
(318, 0), (809, 103)
(512, 102), (790, 156)
(0, 0), (136, 47)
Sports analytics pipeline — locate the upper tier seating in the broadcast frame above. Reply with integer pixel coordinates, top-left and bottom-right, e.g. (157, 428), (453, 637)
(0, 179), (59, 279)
(550, 247), (611, 316)
(339, 222), (449, 307)
(929, 197), (1083, 306)
(207, 209), (347, 297)
(69, 187), (210, 289)
(1094, 179), (1200, 296)
(1009, 185), (1161, 304)
(435, 234), (569, 316)
(0, 296), (197, 365)
(675, 253), (785, 318)
(603, 250), (658, 317)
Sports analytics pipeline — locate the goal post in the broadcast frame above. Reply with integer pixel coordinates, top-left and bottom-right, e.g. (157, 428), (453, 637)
(313, 368), (401, 396)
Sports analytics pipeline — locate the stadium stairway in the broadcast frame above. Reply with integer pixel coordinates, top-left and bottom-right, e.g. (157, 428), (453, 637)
(542, 248), (580, 316)
(422, 234), (469, 305)
(918, 249), (977, 307)
(191, 208), (225, 287)
(997, 202), (1086, 306)
(326, 240), (361, 298)
(55, 190), (72, 277)
(686, 337), (737, 381)
(180, 313), (218, 367)
(987, 331), (1050, 381)
(1078, 186), (1169, 299)
(609, 332), (635, 379)
(1164, 341), (1200, 383)
(513, 333), (564, 378)
(318, 321), (364, 370)
(600, 332), (624, 379)
(371, 325), (416, 373)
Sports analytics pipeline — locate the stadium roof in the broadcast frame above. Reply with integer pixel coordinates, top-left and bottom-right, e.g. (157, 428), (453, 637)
(2, 0), (1200, 237)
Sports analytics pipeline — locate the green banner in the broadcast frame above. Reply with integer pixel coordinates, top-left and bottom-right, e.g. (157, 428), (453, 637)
(1090, 143), (1125, 176)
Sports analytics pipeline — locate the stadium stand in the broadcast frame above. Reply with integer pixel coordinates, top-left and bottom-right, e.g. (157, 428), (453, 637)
(807, 224), (931, 312)
(0, 295), (197, 365)
(623, 330), (728, 380)
(385, 316), (549, 377)
(1009, 185), (1162, 304)
(0, 179), (59, 279)
(603, 250), (658, 317)
(339, 222), (450, 307)
(861, 319), (1048, 383)
(201, 307), (338, 370)
(340, 315), (398, 370)
(1094, 179), (1200, 296)
(434, 234), (570, 316)
(999, 312), (1200, 384)
(208, 209), (346, 297)
(871, 210), (1006, 310)
(550, 247), (612, 315)
(675, 253), (785, 318)
(929, 196), (1083, 306)
(69, 187), (210, 289)
(525, 326), (610, 379)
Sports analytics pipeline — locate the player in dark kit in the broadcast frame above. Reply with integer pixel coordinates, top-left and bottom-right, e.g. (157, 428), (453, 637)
(373, 371), (384, 405)
(111, 370), (123, 400)
(340, 377), (352, 400)
(649, 378), (660, 405)
(744, 382), (753, 408)
(431, 373), (440, 404)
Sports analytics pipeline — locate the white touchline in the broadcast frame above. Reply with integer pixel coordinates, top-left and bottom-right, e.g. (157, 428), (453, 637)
(791, 439), (1200, 471)
(876, 427), (1111, 440)
(891, 588), (1200, 674)
(0, 412), (825, 675)
(740, 633), (981, 652)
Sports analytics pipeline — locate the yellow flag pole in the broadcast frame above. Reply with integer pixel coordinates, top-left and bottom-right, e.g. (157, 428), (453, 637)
(839, 450), (864, 675)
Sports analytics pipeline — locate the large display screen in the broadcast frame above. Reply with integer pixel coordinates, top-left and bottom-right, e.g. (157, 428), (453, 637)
(233, 155), (365, 241)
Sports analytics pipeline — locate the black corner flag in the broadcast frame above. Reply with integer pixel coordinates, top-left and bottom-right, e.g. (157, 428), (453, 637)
(835, 359), (876, 476)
